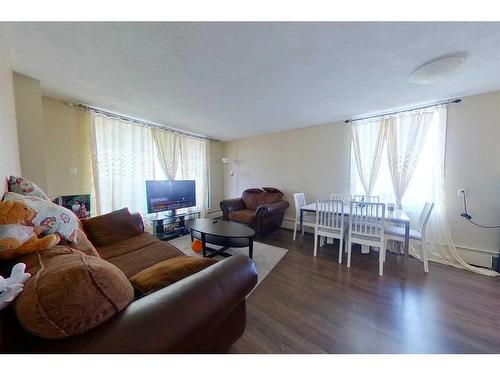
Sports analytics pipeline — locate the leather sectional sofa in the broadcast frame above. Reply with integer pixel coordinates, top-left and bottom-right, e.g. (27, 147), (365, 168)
(0, 208), (258, 353)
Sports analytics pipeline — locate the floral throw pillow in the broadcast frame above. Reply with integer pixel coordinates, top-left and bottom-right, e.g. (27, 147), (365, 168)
(8, 176), (49, 200)
(3, 192), (78, 242)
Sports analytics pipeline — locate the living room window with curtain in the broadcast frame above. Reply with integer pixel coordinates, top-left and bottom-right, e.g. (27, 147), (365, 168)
(349, 105), (497, 276)
(90, 112), (209, 217)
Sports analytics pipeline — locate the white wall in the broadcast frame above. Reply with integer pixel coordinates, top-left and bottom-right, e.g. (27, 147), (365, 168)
(445, 91), (500, 256)
(222, 121), (351, 225)
(0, 30), (21, 194)
(222, 91), (500, 261)
(12, 73), (48, 192)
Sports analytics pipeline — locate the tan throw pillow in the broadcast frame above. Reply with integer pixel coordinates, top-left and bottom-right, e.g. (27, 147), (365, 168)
(130, 256), (218, 294)
(8, 176), (49, 200)
(15, 246), (134, 339)
(3, 192), (78, 242)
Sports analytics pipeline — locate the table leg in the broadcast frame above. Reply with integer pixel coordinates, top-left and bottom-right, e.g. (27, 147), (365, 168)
(404, 221), (410, 279)
(249, 237), (254, 259)
(201, 232), (207, 258)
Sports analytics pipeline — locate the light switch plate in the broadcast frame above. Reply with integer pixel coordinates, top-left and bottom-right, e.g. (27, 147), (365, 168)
(69, 167), (78, 176)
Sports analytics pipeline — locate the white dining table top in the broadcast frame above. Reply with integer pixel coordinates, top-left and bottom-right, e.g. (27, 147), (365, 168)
(301, 202), (410, 224)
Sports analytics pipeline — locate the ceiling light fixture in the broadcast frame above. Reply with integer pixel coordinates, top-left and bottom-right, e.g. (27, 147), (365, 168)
(409, 54), (467, 85)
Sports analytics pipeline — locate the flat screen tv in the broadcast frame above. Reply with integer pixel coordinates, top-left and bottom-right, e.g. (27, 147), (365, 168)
(146, 180), (196, 213)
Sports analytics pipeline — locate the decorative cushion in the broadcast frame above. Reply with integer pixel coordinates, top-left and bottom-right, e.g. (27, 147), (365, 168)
(15, 246), (134, 339)
(241, 188), (283, 211)
(81, 208), (142, 247)
(8, 176), (49, 200)
(229, 209), (256, 225)
(262, 187), (283, 194)
(129, 256), (217, 294)
(3, 192), (78, 242)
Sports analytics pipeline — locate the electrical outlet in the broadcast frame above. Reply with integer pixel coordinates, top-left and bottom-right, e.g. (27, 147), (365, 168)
(457, 188), (466, 198)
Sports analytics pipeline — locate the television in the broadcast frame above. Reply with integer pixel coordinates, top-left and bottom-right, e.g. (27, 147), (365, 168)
(146, 180), (196, 214)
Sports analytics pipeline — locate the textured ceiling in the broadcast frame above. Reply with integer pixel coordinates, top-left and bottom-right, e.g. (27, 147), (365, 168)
(3, 22), (500, 140)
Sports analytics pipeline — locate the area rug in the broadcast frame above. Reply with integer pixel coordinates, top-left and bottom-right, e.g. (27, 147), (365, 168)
(169, 235), (288, 288)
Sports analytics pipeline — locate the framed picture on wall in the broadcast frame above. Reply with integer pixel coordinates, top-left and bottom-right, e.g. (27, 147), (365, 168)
(56, 194), (91, 219)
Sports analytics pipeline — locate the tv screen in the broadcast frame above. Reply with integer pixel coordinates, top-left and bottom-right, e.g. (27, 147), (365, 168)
(146, 180), (196, 213)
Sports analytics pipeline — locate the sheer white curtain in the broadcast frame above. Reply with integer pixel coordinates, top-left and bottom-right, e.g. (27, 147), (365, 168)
(90, 113), (156, 215)
(350, 106), (498, 276)
(179, 136), (209, 217)
(152, 129), (180, 180)
(386, 110), (433, 208)
(351, 118), (387, 195)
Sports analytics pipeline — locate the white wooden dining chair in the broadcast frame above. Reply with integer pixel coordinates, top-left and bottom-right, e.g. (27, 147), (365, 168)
(330, 193), (352, 203)
(313, 199), (347, 263)
(293, 193), (315, 241)
(347, 201), (386, 276)
(384, 202), (434, 273)
(353, 194), (380, 203)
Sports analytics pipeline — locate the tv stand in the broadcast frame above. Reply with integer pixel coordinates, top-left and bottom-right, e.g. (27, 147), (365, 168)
(147, 209), (201, 241)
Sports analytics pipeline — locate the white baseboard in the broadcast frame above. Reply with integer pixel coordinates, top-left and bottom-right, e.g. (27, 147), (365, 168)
(281, 218), (495, 269)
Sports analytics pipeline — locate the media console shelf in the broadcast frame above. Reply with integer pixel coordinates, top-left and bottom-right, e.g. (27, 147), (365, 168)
(146, 210), (201, 241)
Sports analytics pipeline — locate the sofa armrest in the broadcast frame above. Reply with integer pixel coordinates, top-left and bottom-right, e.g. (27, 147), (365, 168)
(131, 212), (145, 233)
(41, 254), (257, 353)
(220, 198), (245, 220)
(256, 200), (290, 217)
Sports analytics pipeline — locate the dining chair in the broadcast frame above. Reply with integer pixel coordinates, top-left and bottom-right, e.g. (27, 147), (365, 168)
(330, 193), (353, 203)
(293, 193), (315, 240)
(384, 202), (434, 273)
(353, 194), (380, 203)
(313, 199), (347, 263)
(347, 201), (386, 276)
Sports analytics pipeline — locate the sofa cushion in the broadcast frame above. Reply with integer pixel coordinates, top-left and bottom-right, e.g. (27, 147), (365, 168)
(229, 209), (256, 225)
(130, 256), (217, 294)
(101, 234), (184, 278)
(15, 246), (134, 339)
(241, 188), (283, 210)
(81, 208), (142, 247)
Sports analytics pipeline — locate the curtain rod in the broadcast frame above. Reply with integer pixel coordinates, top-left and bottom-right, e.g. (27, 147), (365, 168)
(344, 98), (462, 124)
(77, 103), (218, 141)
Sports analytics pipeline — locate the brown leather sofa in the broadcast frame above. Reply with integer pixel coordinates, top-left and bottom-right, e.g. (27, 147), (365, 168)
(0, 208), (258, 353)
(220, 187), (289, 236)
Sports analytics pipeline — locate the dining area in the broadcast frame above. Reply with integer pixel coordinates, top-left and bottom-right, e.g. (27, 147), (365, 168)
(292, 193), (434, 278)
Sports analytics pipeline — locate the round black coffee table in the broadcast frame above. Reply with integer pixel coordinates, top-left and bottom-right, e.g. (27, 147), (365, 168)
(186, 218), (255, 259)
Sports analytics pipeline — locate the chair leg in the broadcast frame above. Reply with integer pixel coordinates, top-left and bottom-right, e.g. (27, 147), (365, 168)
(313, 232), (318, 257)
(347, 236), (352, 268)
(338, 237), (343, 264)
(422, 241), (429, 273)
(302, 224), (305, 236)
(320, 236), (325, 247)
(379, 247), (384, 276)
(293, 221), (298, 241)
(382, 238), (387, 262)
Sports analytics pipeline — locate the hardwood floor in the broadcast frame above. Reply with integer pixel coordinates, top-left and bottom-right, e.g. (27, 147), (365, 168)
(231, 229), (500, 353)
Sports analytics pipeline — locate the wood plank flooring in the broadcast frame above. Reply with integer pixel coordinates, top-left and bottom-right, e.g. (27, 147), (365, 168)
(230, 229), (500, 353)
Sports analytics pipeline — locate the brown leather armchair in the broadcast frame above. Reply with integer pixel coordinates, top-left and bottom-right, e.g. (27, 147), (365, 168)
(220, 187), (289, 236)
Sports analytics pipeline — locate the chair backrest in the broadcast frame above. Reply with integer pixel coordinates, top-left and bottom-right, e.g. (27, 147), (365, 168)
(293, 193), (307, 219)
(353, 194), (380, 203)
(316, 199), (344, 231)
(330, 193), (352, 203)
(417, 202), (434, 234)
(349, 201), (385, 239)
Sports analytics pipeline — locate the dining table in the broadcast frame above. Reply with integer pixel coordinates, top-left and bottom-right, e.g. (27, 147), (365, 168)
(300, 202), (411, 279)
